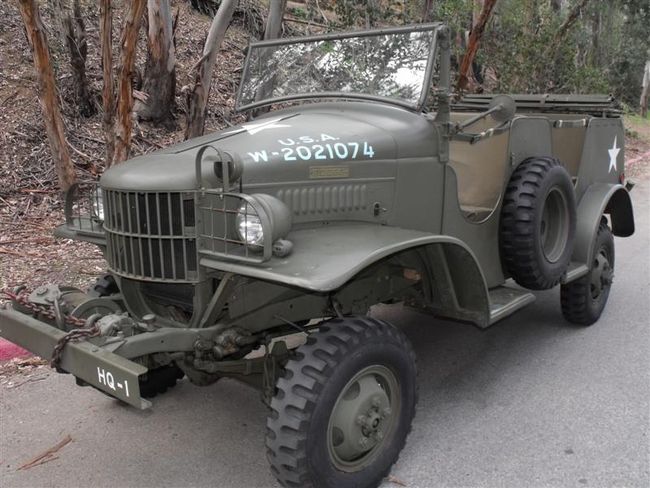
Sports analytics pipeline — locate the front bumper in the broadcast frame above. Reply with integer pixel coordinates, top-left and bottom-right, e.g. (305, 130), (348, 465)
(0, 306), (151, 409)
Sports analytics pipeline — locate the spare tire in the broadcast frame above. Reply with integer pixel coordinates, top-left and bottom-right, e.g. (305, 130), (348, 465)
(500, 157), (576, 290)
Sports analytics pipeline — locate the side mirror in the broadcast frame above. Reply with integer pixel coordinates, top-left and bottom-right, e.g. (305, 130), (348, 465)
(489, 95), (517, 123)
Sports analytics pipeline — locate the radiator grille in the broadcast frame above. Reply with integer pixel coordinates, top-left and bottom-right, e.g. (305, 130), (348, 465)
(104, 190), (198, 282)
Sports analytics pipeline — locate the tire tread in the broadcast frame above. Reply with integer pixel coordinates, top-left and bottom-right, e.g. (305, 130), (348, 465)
(266, 316), (417, 488)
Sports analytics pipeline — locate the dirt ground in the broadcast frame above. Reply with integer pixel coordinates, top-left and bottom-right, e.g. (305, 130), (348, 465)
(0, 0), (253, 292)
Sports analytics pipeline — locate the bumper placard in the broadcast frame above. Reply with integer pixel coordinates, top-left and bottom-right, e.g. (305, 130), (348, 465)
(0, 306), (151, 409)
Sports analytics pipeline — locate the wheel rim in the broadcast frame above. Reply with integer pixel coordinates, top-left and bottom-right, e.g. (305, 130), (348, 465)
(327, 365), (401, 472)
(541, 188), (570, 263)
(590, 245), (613, 300)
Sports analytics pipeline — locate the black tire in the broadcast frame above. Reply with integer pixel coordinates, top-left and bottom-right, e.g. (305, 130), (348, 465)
(266, 316), (417, 488)
(561, 220), (615, 326)
(88, 273), (119, 298)
(500, 157), (577, 290)
(139, 364), (185, 398)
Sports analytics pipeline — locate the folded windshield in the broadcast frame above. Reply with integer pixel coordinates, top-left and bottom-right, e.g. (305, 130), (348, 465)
(236, 24), (441, 111)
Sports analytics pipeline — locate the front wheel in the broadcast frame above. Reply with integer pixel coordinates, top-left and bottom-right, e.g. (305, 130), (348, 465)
(266, 316), (417, 488)
(561, 220), (615, 325)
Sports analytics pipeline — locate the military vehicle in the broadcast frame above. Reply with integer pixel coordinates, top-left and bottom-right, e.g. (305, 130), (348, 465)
(0, 23), (635, 488)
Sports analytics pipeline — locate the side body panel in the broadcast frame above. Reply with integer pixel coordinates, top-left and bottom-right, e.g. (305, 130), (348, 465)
(574, 118), (625, 199)
(569, 118), (634, 273)
(442, 117), (554, 288)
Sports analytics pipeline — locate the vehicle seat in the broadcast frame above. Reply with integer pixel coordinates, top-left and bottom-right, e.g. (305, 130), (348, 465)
(449, 114), (510, 223)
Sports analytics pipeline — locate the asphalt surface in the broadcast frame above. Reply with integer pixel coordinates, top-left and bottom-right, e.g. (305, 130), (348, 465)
(1, 179), (649, 488)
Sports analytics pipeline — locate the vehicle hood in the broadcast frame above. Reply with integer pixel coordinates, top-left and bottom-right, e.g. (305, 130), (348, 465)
(100, 102), (437, 191)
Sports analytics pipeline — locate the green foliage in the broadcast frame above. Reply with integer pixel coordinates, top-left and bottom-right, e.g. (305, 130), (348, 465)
(607, 1), (650, 105)
(289, 6), (309, 19)
(318, 1), (648, 104)
(332, 0), (389, 28)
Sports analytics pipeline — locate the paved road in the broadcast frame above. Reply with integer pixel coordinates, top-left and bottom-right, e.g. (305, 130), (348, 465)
(2, 179), (648, 488)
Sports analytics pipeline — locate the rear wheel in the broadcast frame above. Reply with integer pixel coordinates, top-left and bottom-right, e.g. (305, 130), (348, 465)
(561, 220), (615, 325)
(266, 316), (417, 488)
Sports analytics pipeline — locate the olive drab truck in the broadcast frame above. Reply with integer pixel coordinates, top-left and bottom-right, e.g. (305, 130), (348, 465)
(0, 23), (635, 488)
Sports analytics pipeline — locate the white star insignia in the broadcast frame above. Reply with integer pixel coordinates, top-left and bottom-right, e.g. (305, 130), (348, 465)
(608, 136), (620, 173)
(224, 118), (291, 136)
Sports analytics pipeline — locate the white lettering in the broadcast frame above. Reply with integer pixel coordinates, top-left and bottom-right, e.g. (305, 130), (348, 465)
(106, 371), (115, 390)
(248, 151), (269, 163)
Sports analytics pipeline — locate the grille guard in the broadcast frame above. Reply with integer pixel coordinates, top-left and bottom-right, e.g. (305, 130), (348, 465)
(63, 184), (273, 283)
(64, 181), (105, 237)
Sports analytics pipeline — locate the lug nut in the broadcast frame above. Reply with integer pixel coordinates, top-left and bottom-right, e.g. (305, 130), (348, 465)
(382, 407), (392, 418)
(356, 415), (367, 426)
(371, 396), (381, 408)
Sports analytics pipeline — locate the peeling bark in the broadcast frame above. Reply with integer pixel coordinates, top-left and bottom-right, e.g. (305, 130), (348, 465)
(457, 0), (498, 92)
(185, 0), (238, 140)
(51, 0), (95, 116)
(113, 0), (146, 165)
(136, 0), (176, 126)
(18, 0), (75, 191)
(100, 0), (115, 166)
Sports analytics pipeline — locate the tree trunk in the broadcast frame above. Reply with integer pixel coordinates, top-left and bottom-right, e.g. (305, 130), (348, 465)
(641, 59), (650, 119)
(50, 0), (94, 116)
(135, 0), (176, 126)
(590, 8), (601, 66)
(550, 0), (562, 13)
(545, 0), (591, 59)
(421, 0), (434, 22)
(556, 0), (590, 40)
(457, 0), (498, 92)
(185, 0), (238, 140)
(250, 0), (286, 118)
(264, 0), (287, 40)
(100, 0), (115, 166)
(473, 0), (484, 26)
(18, 0), (75, 191)
(113, 0), (146, 165)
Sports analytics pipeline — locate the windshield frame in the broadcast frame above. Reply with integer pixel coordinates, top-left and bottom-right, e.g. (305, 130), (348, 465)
(235, 23), (444, 113)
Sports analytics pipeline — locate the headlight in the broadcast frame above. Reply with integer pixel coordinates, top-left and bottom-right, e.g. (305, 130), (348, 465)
(91, 187), (105, 221)
(234, 194), (292, 249)
(236, 202), (265, 246)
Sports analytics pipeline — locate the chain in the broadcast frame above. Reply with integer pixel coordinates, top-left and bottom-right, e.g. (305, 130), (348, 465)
(1, 289), (87, 327)
(1, 288), (100, 369)
(49, 324), (101, 369)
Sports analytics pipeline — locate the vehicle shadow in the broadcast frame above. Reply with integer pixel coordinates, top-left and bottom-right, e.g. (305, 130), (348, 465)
(134, 287), (579, 487)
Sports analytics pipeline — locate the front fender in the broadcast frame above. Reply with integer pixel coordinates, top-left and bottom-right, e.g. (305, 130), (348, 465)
(200, 223), (487, 293)
(573, 183), (634, 266)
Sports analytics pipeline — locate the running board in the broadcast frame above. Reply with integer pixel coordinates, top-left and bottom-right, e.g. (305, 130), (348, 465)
(488, 285), (536, 325)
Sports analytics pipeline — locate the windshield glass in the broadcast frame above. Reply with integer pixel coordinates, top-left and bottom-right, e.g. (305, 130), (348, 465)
(237, 25), (439, 111)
